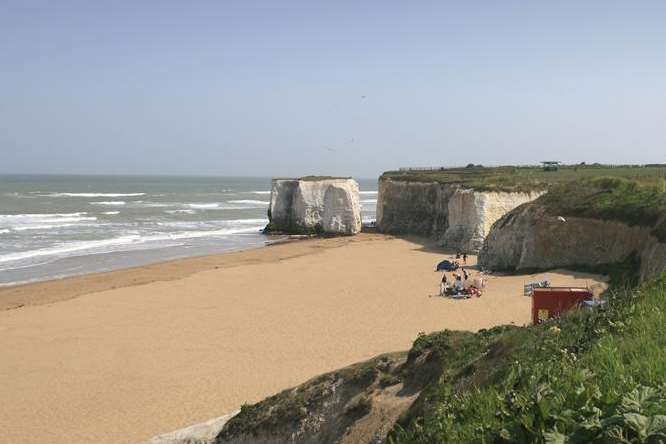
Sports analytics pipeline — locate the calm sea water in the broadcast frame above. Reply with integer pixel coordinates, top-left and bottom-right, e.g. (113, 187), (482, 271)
(0, 175), (378, 286)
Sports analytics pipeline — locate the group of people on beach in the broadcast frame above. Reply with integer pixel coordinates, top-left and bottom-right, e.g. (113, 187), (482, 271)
(438, 253), (484, 298)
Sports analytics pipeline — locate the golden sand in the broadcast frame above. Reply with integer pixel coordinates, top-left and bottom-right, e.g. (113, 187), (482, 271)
(0, 234), (605, 443)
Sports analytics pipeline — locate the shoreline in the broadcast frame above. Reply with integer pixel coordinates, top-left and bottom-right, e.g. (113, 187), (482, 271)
(0, 235), (317, 311)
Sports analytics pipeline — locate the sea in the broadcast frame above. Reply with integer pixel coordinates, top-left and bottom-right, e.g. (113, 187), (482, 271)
(0, 175), (378, 287)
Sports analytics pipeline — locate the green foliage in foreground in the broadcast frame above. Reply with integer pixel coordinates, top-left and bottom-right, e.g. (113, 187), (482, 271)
(381, 164), (666, 193)
(391, 274), (666, 443)
(542, 178), (666, 242)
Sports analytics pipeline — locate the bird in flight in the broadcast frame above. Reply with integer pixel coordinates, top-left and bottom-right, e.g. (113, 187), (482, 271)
(323, 146), (336, 152)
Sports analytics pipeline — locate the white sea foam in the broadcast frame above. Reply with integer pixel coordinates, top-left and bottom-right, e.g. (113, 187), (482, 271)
(132, 202), (172, 208)
(251, 191), (271, 195)
(361, 199), (378, 204)
(166, 209), (197, 215)
(228, 200), (269, 205)
(0, 235), (143, 264)
(45, 192), (145, 197)
(91, 201), (126, 206)
(188, 203), (221, 209)
(12, 223), (82, 231)
(228, 218), (267, 225)
(0, 214), (96, 230)
(359, 191), (378, 195)
(0, 212), (88, 220)
(0, 222), (266, 266)
(185, 202), (268, 210)
(4, 192), (36, 199)
(158, 218), (267, 229)
(102, 211), (120, 215)
(0, 229), (9, 234)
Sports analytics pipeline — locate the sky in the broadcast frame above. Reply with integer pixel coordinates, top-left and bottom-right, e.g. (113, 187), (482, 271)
(1, 1), (665, 178)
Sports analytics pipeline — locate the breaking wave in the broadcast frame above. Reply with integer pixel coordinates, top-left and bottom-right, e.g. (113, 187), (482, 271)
(0, 213), (97, 231)
(0, 222), (266, 267)
(228, 200), (269, 205)
(45, 192), (145, 197)
(90, 201), (126, 206)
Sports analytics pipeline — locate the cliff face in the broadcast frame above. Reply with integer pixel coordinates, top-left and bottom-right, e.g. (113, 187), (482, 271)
(376, 180), (453, 238)
(268, 178), (361, 235)
(479, 202), (666, 282)
(376, 179), (541, 252)
(441, 189), (543, 252)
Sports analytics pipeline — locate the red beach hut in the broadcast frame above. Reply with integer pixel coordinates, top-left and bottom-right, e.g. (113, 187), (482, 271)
(532, 287), (593, 324)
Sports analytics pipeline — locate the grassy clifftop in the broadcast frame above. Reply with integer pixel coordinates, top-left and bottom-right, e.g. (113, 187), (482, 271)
(381, 164), (666, 193)
(540, 177), (666, 242)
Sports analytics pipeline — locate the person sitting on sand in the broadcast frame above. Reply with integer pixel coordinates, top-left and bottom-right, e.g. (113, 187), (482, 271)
(454, 274), (464, 293)
(440, 274), (449, 297)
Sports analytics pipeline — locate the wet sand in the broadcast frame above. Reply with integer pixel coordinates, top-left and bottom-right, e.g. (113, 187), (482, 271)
(0, 234), (606, 443)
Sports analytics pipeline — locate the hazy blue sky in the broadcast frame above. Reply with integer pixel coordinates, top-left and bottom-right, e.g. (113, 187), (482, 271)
(1, 1), (664, 178)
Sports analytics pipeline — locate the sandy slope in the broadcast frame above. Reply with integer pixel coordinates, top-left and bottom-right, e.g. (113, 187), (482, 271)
(0, 234), (605, 444)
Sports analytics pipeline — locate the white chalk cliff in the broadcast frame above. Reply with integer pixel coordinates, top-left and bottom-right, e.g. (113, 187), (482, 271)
(268, 177), (362, 235)
(376, 179), (541, 252)
(479, 201), (666, 283)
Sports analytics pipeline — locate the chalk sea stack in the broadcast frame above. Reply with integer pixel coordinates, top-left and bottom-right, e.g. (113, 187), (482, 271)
(265, 177), (362, 235)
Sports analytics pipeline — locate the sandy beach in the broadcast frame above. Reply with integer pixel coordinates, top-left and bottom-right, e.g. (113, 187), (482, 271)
(0, 234), (606, 444)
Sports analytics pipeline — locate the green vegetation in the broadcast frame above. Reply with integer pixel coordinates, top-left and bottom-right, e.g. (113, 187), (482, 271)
(299, 175), (352, 181)
(273, 176), (352, 181)
(541, 177), (666, 242)
(381, 164), (666, 193)
(390, 269), (666, 443)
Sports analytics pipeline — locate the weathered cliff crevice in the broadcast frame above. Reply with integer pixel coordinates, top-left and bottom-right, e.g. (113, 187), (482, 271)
(267, 178), (362, 235)
(376, 179), (541, 252)
(479, 202), (666, 283)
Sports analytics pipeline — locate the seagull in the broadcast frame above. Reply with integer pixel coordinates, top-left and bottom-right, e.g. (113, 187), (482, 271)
(557, 216), (567, 222)
(323, 146), (336, 152)
(361, 95), (366, 99)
